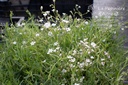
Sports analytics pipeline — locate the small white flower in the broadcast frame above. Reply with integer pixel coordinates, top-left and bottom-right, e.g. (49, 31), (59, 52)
(39, 19), (43, 22)
(72, 50), (77, 55)
(56, 47), (60, 50)
(121, 28), (124, 31)
(62, 20), (69, 23)
(85, 21), (89, 25)
(54, 42), (58, 46)
(102, 39), (106, 42)
(22, 41), (26, 45)
(91, 42), (96, 48)
(78, 6), (81, 8)
(87, 10), (90, 12)
(69, 64), (75, 68)
(79, 62), (85, 68)
(40, 28), (44, 31)
(76, 4), (78, 7)
(30, 41), (36, 46)
(59, 53), (62, 56)
(43, 13), (47, 16)
(77, 18), (80, 21)
(67, 55), (73, 59)
(74, 83), (80, 85)
(43, 60), (46, 63)
(46, 11), (50, 14)
(53, 0), (55, 2)
(95, 16), (98, 18)
(90, 56), (94, 59)
(47, 48), (54, 54)
(40, 6), (43, 11)
(83, 38), (88, 41)
(113, 31), (116, 34)
(107, 55), (111, 59)
(52, 9), (55, 12)
(62, 13), (66, 16)
(62, 69), (67, 73)
(65, 27), (71, 32)
(13, 41), (17, 44)
(104, 51), (108, 55)
(80, 76), (85, 82)
(48, 31), (53, 36)
(52, 23), (56, 27)
(69, 58), (76, 62)
(44, 22), (51, 28)
(21, 23), (25, 26)
(19, 32), (22, 35)
(86, 58), (91, 63)
(109, 24), (112, 28)
(101, 62), (105, 66)
(35, 33), (40, 37)
(101, 58), (105, 61)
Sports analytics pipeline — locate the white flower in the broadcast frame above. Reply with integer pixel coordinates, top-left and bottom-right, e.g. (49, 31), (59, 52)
(19, 32), (22, 35)
(80, 76), (85, 82)
(85, 21), (89, 25)
(65, 27), (71, 32)
(22, 41), (26, 45)
(43, 60), (46, 63)
(74, 83), (80, 85)
(79, 62), (85, 68)
(104, 51), (108, 55)
(52, 9), (55, 12)
(46, 11), (50, 14)
(95, 16), (98, 18)
(87, 10), (90, 12)
(52, 23), (56, 27)
(48, 31), (53, 36)
(13, 41), (17, 44)
(40, 6), (43, 10)
(91, 42), (96, 48)
(62, 20), (69, 23)
(90, 56), (94, 59)
(21, 23), (25, 26)
(30, 41), (36, 46)
(39, 19), (43, 22)
(113, 31), (116, 34)
(56, 47), (60, 50)
(44, 22), (51, 28)
(54, 42), (58, 46)
(69, 64), (75, 68)
(77, 18), (80, 21)
(67, 55), (73, 59)
(47, 48), (54, 54)
(86, 58), (91, 63)
(43, 13), (47, 16)
(40, 28), (44, 31)
(53, 0), (55, 2)
(62, 69), (67, 73)
(101, 62), (105, 66)
(121, 28), (124, 30)
(62, 13), (66, 15)
(107, 55), (110, 59)
(101, 58), (105, 61)
(78, 6), (81, 8)
(35, 33), (40, 37)
(72, 50), (77, 55)
(69, 58), (76, 62)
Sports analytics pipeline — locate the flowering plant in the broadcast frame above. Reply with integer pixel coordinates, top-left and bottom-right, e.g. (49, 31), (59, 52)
(0, 2), (127, 85)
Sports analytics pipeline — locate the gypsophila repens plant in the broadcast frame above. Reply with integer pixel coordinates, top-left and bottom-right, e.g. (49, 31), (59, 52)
(0, 0), (128, 85)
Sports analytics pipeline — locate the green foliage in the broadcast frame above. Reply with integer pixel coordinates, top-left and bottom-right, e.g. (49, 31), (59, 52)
(0, 3), (128, 85)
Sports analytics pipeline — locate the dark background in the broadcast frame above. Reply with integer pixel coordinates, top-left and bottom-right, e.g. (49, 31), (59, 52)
(0, 0), (93, 18)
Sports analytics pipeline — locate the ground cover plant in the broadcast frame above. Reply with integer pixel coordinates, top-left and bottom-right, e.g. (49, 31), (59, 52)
(0, 1), (128, 85)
